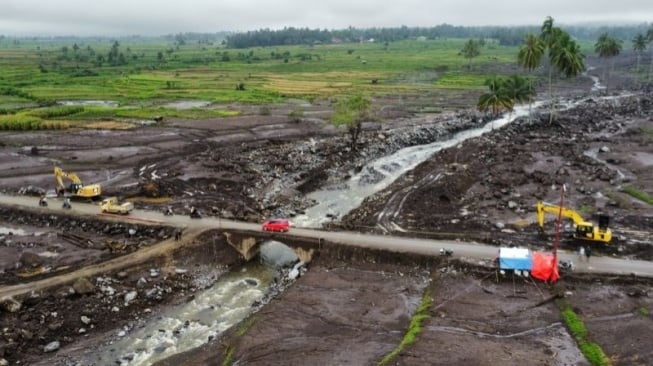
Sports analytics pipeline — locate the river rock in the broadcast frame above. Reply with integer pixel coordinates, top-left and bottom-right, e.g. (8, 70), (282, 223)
(19, 251), (43, 268)
(43, 341), (60, 353)
(72, 278), (95, 295)
(1, 297), (21, 313)
(124, 291), (138, 305)
(81, 315), (91, 325)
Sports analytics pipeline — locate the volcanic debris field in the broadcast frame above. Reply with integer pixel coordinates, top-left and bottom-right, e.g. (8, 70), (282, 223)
(1, 85), (652, 365)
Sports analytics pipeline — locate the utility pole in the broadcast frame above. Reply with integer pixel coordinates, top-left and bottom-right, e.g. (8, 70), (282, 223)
(553, 184), (567, 265)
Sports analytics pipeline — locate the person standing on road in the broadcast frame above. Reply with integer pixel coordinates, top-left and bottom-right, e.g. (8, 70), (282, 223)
(579, 246), (585, 262)
(585, 245), (592, 262)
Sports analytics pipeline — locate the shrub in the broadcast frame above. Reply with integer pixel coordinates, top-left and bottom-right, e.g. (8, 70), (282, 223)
(288, 107), (304, 123)
(623, 186), (653, 205)
(259, 106), (271, 116)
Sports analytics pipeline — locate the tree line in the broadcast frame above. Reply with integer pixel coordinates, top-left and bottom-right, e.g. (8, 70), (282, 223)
(476, 17), (653, 123)
(224, 23), (652, 48)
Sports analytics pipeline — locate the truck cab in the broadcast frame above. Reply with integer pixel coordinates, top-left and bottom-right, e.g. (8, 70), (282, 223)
(100, 197), (134, 215)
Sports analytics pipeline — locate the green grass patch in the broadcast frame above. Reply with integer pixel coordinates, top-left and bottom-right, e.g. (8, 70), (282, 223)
(638, 307), (650, 316)
(579, 204), (594, 215)
(0, 114), (43, 130)
(604, 192), (632, 209)
(0, 37), (521, 114)
(559, 300), (611, 366)
(236, 316), (257, 337)
(64, 105), (240, 121)
(26, 105), (84, 119)
(622, 186), (653, 205)
(378, 290), (433, 365)
(222, 345), (235, 366)
(435, 73), (487, 90)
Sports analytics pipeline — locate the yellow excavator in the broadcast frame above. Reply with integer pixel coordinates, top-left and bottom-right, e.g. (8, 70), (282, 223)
(536, 201), (612, 244)
(54, 166), (102, 199)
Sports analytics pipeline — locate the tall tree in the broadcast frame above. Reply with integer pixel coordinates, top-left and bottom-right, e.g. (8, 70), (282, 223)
(594, 33), (623, 92)
(460, 39), (481, 70)
(477, 76), (514, 119)
(504, 74), (536, 105)
(517, 33), (544, 120)
(330, 94), (373, 150)
(551, 32), (585, 79)
(632, 34), (647, 73)
(538, 16), (585, 123)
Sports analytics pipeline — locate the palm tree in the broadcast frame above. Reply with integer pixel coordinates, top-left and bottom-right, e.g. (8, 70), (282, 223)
(594, 33), (623, 92)
(537, 16), (585, 123)
(551, 33), (585, 79)
(632, 34), (647, 73)
(477, 76), (514, 130)
(505, 74), (536, 105)
(518, 34), (544, 120)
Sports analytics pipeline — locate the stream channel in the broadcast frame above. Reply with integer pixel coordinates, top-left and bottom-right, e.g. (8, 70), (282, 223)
(87, 241), (300, 366)
(293, 103), (541, 228)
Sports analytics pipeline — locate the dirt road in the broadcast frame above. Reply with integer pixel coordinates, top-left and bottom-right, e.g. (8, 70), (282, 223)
(2, 194), (651, 282)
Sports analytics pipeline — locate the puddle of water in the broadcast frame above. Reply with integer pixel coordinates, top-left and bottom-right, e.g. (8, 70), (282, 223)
(164, 101), (211, 109)
(0, 227), (29, 236)
(58, 100), (119, 107)
(90, 240), (298, 366)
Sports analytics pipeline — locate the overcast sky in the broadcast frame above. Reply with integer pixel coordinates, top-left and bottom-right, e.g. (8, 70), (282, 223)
(2, 0), (652, 37)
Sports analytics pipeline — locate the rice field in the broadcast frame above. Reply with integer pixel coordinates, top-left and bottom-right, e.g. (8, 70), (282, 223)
(0, 37), (524, 124)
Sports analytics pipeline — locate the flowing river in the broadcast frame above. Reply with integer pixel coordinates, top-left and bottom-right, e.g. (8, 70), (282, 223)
(293, 103), (542, 228)
(89, 241), (299, 366)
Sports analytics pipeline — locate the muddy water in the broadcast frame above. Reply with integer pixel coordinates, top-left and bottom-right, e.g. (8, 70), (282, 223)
(58, 100), (119, 107)
(164, 101), (211, 109)
(89, 240), (298, 366)
(0, 226), (40, 236)
(293, 103), (542, 228)
(0, 227), (28, 236)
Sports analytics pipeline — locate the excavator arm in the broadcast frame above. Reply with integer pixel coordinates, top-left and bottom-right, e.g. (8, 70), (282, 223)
(54, 166), (102, 198)
(54, 167), (66, 192)
(536, 201), (611, 244)
(537, 201), (587, 227)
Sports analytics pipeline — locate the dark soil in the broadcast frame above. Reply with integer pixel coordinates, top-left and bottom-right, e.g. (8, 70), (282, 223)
(0, 57), (652, 365)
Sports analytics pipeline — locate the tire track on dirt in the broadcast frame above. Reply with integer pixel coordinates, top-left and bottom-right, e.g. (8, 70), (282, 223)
(376, 171), (444, 233)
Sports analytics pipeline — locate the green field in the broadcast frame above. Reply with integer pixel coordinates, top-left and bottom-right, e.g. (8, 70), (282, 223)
(0, 36), (554, 123)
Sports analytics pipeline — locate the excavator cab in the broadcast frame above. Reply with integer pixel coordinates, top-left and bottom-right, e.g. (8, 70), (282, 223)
(575, 223), (595, 239)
